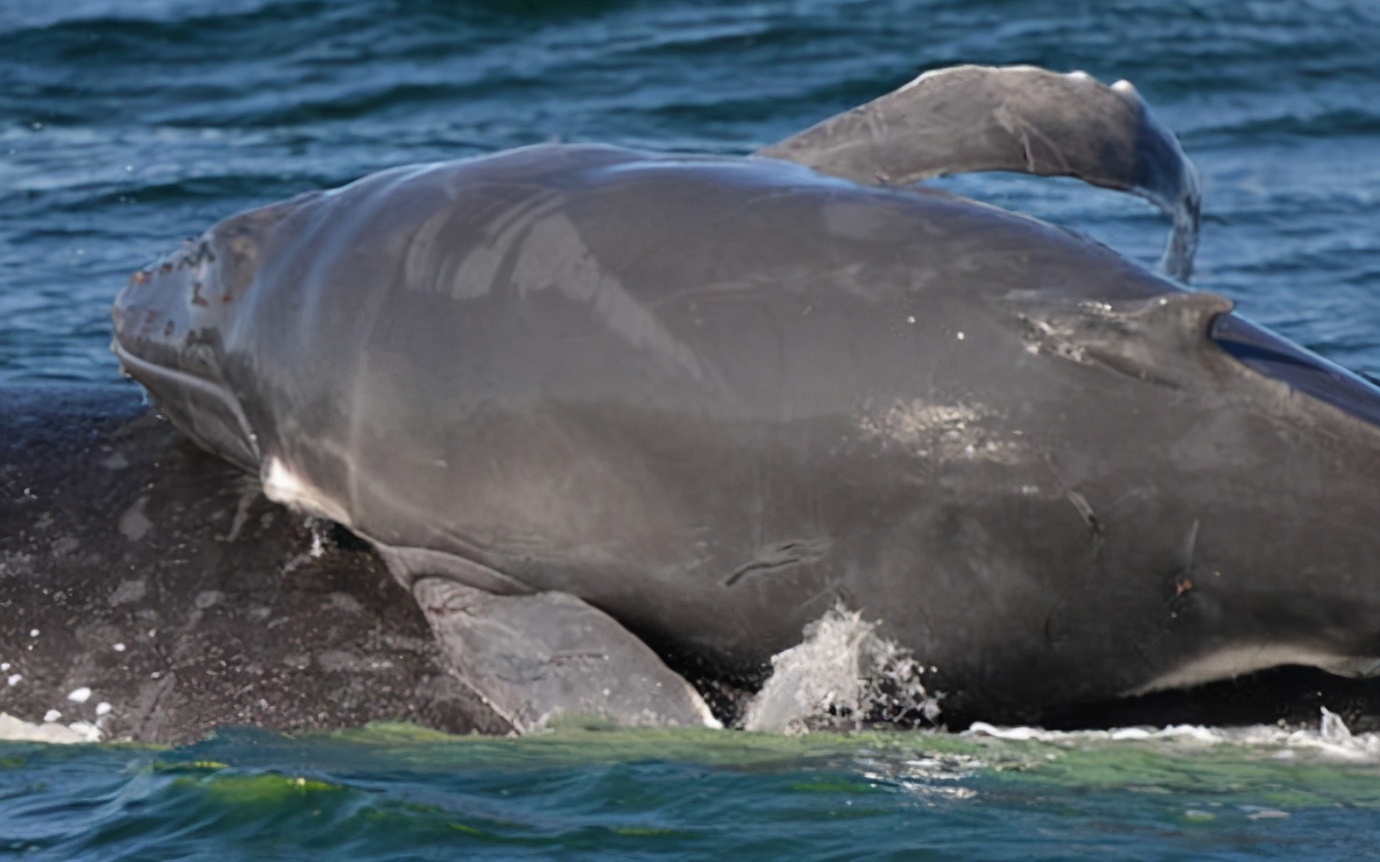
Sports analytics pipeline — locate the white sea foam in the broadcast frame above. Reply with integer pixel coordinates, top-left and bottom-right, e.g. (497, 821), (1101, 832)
(963, 707), (1380, 762)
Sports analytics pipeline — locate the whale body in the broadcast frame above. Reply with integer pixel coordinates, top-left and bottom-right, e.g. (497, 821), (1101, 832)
(107, 67), (1380, 730)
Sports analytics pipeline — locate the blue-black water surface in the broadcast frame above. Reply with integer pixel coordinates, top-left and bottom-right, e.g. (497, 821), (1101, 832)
(4, 0), (1380, 858)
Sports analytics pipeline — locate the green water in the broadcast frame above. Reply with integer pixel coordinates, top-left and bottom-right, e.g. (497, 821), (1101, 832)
(5, 724), (1380, 860)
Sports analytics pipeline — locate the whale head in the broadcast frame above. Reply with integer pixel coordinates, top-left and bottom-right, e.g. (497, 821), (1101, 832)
(112, 233), (261, 472)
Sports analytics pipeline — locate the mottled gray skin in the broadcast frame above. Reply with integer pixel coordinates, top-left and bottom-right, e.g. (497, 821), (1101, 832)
(0, 387), (504, 743)
(108, 67), (1380, 727)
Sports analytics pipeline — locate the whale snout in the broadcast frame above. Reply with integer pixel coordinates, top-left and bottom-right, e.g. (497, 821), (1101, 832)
(111, 238), (217, 358)
(111, 240), (261, 473)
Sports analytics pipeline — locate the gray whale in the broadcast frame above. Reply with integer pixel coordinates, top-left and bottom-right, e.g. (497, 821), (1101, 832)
(100, 65), (1380, 732)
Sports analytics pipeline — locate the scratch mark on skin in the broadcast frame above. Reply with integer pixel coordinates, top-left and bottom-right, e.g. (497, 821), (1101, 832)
(1042, 609), (1058, 646)
(1171, 519), (1200, 605)
(131, 671), (175, 739)
(549, 651), (609, 666)
(724, 539), (832, 587)
(220, 478), (260, 542)
(1044, 479), (1107, 646)
(1178, 519), (1199, 572)
(796, 582), (843, 613)
(422, 600), (482, 619)
(1065, 489), (1103, 535)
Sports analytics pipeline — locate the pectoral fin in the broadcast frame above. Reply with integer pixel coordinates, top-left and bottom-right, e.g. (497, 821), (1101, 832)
(413, 578), (720, 733)
(759, 65), (1200, 281)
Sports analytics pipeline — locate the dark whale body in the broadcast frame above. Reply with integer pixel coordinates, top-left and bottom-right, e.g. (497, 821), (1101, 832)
(97, 66), (1380, 731)
(8, 387), (1380, 740)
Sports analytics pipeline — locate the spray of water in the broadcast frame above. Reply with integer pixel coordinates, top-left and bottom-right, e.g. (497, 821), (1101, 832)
(741, 605), (942, 734)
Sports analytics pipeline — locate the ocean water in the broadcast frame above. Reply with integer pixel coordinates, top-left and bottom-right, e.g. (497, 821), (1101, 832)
(4, 0), (1380, 858)
(7, 722), (1380, 861)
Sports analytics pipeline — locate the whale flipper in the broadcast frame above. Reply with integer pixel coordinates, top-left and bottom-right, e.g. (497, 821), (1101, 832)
(758, 64), (1200, 281)
(412, 578), (720, 733)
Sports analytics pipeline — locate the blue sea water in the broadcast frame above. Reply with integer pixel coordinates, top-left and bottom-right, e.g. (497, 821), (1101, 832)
(4, 0), (1380, 858)
(6, 723), (1380, 861)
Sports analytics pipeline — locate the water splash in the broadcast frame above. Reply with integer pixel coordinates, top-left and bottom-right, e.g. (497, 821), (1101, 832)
(740, 605), (941, 734)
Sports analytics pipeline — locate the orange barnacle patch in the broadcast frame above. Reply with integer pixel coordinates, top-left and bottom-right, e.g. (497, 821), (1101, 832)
(130, 270), (150, 285)
(191, 281), (210, 307)
(1175, 577), (1193, 597)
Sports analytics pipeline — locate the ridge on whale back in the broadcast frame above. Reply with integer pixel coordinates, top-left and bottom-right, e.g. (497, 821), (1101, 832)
(110, 65), (1380, 734)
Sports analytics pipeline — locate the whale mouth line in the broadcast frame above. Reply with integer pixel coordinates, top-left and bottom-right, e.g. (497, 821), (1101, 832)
(111, 338), (261, 469)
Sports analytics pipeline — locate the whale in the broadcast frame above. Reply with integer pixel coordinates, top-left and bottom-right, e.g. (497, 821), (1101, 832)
(7, 386), (1380, 742)
(0, 386), (506, 743)
(103, 65), (1380, 732)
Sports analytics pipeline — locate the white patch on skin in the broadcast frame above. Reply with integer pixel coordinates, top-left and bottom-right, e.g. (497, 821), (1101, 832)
(1111, 79), (1142, 103)
(99, 452), (129, 470)
(1129, 644), (1380, 696)
(67, 687), (92, 704)
(856, 399), (1026, 464)
(328, 593), (363, 614)
(6, 674), (20, 687)
(261, 458), (352, 524)
(118, 496), (152, 542)
(109, 579), (146, 607)
(1022, 315), (1088, 362)
(43, 709), (61, 723)
(0, 713), (96, 744)
(68, 722), (101, 742)
(96, 702), (112, 717)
